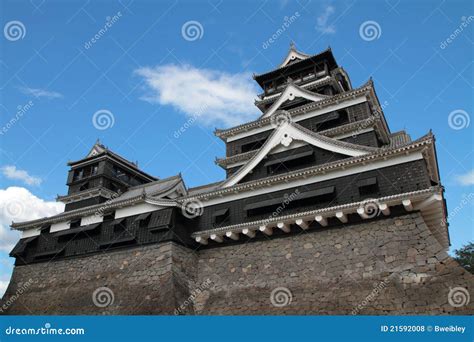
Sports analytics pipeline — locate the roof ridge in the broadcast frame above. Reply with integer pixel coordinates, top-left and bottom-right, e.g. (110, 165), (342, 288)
(253, 47), (333, 79)
(127, 174), (181, 190)
(215, 78), (374, 137)
(290, 122), (379, 152)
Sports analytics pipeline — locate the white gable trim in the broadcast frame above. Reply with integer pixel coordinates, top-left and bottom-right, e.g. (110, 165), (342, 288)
(227, 96), (367, 142)
(50, 221), (70, 232)
(225, 127), (376, 169)
(21, 227), (41, 238)
(221, 123), (371, 188)
(115, 203), (162, 219)
(279, 50), (310, 68)
(262, 84), (329, 119)
(80, 215), (103, 226)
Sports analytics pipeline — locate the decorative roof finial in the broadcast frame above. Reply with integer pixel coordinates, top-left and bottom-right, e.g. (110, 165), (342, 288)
(290, 41), (296, 50)
(95, 138), (101, 145)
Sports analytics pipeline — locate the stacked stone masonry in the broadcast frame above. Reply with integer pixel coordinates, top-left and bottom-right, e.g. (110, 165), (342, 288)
(2, 212), (473, 315)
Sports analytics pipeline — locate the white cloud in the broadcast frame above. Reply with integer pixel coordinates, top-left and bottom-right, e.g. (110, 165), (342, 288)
(0, 280), (9, 298)
(0, 187), (64, 253)
(135, 64), (260, 127)
(1, 165), (42, 186)
(456, 170), (474, 186)
(316, 5), (336, 34)
(20, 87), (63, 99)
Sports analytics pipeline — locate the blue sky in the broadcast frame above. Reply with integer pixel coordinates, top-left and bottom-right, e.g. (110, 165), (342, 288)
(0, 0), (472, 296)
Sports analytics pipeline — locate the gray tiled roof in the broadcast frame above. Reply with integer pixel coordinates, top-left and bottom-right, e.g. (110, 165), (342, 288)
(389, 131), (412, 148)
(109, 175), (182, 203)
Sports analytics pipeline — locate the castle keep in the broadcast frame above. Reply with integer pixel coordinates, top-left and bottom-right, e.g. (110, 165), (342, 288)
(2, 46), (473, 315)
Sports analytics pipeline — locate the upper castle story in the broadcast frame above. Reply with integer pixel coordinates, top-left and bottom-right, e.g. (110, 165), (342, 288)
(215, 44), (393, 183)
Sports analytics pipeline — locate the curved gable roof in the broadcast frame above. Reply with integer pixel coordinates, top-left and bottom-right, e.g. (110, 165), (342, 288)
(260, 82), (330, 119)
(220, 122), (378, 188)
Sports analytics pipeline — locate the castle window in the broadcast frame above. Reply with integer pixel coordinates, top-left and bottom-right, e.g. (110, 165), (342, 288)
(40, 225), (51, 234)
(357, 177), (379, 197)
(241, 138), (267, 153)
(79, 182), (89, 191)
(245, 186), (335, 217)
(73, 169), (84, 181)
(113, 218), (126, 233)
(70, 219), (81, 228)
(316, 110), (348, 131)
(213, 208), (229, 227)
(265, 150), (314, 175)
(103, 212), (115, 222)
(134, 212), (151, 228)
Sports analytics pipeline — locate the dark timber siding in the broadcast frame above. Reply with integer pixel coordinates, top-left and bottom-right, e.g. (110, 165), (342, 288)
(225, 131), (381, 179)
(226, 102), (374, 157)
(197, 159), (431, 232)
(12, 208), (195, 266)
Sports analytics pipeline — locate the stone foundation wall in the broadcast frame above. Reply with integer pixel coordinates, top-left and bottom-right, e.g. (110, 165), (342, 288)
(2, 212), (473, 315)
(195, 213), (474, 315)
(1, 242), (197, 315)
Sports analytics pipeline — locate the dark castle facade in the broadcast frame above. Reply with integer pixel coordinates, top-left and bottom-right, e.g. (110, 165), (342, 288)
(2, 46), (473, 315)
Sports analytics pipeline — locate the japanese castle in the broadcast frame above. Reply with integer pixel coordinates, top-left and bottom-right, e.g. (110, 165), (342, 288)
(4, 45), (466, 315)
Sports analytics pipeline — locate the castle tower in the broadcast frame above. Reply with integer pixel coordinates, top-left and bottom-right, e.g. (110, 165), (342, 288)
(59, 140), (157, 212)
